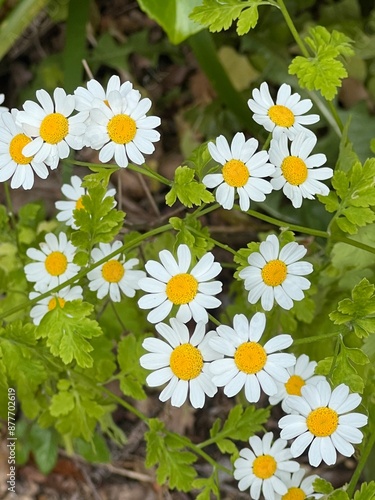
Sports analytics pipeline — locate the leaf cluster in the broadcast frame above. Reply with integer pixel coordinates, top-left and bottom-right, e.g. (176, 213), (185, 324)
(165, 165), (214, 207)
(190, 0), (265, 36)
(289, 26), (354, 100)
(319, 159), (375, 234)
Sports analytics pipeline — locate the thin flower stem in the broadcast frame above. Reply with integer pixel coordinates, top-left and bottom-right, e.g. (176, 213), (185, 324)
(292, 330), (345, 345)
(186, 225), (237, 256)
(101, 386), (148, 422)
(327, 334), (342, 381)
(0, 223), (172, 322)
(276, 0), (310, 58)
(208, 314), (221, 327)
(328, 100), (344, 133)
(347, 430), (375, 497)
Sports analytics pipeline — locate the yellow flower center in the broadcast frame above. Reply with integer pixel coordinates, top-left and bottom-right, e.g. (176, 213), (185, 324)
(282, 487), (306, 500)
(170, 343), (203, 380)
(281, 156), (308, 186)
(306, 407), (338, 437)
(44, 251), (68, 276)
(261, 259), (287, 287)
(166, 273), (198, 305)
(9, 134), (33, 164)
(48, 297), (66, 311)
(285, 374), (305, 396)
(222, 159), (249, 187)
(234, 342), (267, 374)
(252, 455), (277, 479)
(75, 196), (84, 210)
(101, 259), (125, 283)
(40, 113), (69, 144)
(268, 104), (295, 127)
(107, 114), (137, 144)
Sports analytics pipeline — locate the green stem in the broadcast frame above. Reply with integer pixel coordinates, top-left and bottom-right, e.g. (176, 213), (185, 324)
(328, 100), (344, 133)
(327, 334), (342, 381)
(276, 0), (310, 58)
(187, 225), (237, 255)
(0, 223), (172, 322)
(347, 430), (375, 498)
(246, 209), (328, 239)
(292, 330), (345, 346)
(101, 386), (147, 423)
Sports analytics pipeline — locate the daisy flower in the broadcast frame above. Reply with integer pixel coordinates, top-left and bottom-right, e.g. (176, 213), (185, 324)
(24, 232), (80, 292)
(55, 175), (116, 229)
(248, 82), (319, 139)
(269, 132), (333, 208)
(85, 89), (160, 168)
(87, 241), (145, 302)
(239, 234), (313, 311)
(138, 244), (222, 324)
(279, 380), (368, 467)
(269, 354), (325, 414)
(29, 285), (83, 325)
(208, 312), (295, 402)
(279, 469), (322, 500)
(0, 111), (49, 189)
(234, 432), (300, 500)
(140, 319), (222, 408)
(74, 75), (139, 112)
(16, 87), (87, 170)
(202, 132), (275, 211)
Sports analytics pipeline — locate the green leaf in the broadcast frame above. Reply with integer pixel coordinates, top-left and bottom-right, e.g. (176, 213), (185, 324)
(145, 419), (197, 491)
(316, 337), (369, 393)
(118, 334), (148, 400)
(71, 183), (125, 265)
(289, 26), (354, 100)
(210, 404), (270, 453)
(36, 301), (102, 368)
(193, 475), (220, 499)
(190, 0), (262, 35)
(169, 215), (214, 258)
(0, 322), (48, 418)
(353, 481), (375, 500)
(313, 477), (334, 495)
(75, 433), (111, 463)
(329, 278), (375, 338)
(138, 0), (203, 44)
(165, 166), (214, 208)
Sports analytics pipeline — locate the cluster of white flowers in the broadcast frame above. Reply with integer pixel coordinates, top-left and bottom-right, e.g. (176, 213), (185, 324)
(203, 82), (333, 210)
(9, 78), (368, 500)
(0, 76), (160, 189)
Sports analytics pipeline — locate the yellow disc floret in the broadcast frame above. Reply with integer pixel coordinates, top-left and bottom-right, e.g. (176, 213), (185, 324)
(166, 273), (198, 305)
(44, 251), (68, 276)
(268, 104), (295, 128)
(48, 297), (66, 311)
(170, 343), (203, 380)
(252, 454), (277, 479)
(40, 113), (69, 144)
(281, 156), (308, 186)
(9, 134), (33, 164)
(306, 407), (339, 437)
(234, 342), (267, 374)
(102, 259), (125, 283)
(282, 487), (306, 500)
(261, 259), (287, 287)
(222, 159), (250, 187)
(285, 374), (305, 396)
(75, 196), (84, 210)
(107, 114), (137, 144)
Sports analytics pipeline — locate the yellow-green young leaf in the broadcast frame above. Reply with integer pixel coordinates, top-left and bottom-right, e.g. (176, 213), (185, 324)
(0, 322), (48, 419)
(289, 26), (354, 100)
(169, 215), (214, 258)
(117, 333), (148, 400)
(313, 477), (334, 495)
(81, 166), (118, 189)
(145, 419), (197, 491)
(193, 475), (220, 500)
(353, 481), (375, 500)
(190, 0), (244, 33)
(236, 3), (260, 35)
(330, 278), (375, 338)
(165, 166), (214, 207)
(36, 301), (102, 368)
